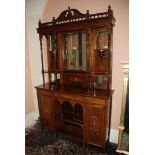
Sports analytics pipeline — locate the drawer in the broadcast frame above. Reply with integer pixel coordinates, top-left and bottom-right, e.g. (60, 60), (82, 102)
(85, 97), (106, 105)
(38, 89), (51, 96)
(54, 93), (83, 102)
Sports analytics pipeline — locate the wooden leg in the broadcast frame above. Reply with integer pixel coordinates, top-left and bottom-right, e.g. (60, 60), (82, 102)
(107, 96), (113, 143)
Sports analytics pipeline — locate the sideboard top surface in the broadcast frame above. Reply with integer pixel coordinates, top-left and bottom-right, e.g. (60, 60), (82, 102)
(36, 83), (114, 99)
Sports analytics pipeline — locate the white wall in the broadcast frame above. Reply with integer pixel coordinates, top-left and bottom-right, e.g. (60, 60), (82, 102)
(25, 0), (48, 115)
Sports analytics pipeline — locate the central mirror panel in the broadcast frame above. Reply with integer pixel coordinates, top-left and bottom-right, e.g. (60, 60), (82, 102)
(62, 32), (87, 71)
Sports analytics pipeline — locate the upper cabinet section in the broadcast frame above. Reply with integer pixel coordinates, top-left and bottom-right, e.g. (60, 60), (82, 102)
(37, 6), (115, 89)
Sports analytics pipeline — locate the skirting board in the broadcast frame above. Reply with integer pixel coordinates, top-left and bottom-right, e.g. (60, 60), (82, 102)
(25, 111), (118, 144)
(109, 129), (118, 144)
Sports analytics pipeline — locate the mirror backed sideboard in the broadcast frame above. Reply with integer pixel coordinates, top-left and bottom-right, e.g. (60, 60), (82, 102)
(35, 6), (116, 149)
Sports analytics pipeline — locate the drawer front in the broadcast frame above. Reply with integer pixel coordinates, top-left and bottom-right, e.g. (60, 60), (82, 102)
(85, 97), (105, 105)
(54, 93), (83, 102)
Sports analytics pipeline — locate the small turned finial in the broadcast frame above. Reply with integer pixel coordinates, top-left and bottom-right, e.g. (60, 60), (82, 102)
(52, 17), (55, 21)
(108, 5), (113, 16)
(52, 17), (56, 24)
(108, 5), (111, 11)
(38, 19), (41, 27)
(68, 6), (71, 11)
(86, 10), (89, 15)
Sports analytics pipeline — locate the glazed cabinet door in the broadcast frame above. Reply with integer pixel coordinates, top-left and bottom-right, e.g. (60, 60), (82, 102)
(86, 104), (105, 147)
(37, 90), (53, 130)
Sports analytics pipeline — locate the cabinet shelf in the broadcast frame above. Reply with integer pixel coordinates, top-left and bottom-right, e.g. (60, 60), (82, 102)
(56, 122), (83, 140)
(54, 114), (83, 127)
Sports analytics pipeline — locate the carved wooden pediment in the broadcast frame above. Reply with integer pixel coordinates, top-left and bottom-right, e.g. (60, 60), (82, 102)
(38, 6), (115, 28)
(56, 6), (86, 21)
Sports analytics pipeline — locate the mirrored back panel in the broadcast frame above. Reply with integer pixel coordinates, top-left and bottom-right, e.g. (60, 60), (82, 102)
(62, 32), (87, 71)
(95, 30), (109, 50)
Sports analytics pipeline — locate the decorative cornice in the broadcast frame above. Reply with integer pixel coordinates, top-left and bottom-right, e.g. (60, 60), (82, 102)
(38, 6), (116, 28)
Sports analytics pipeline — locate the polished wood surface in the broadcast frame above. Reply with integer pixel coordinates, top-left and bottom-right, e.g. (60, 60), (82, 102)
(36, 83), (114, 99)
(36, 6), (115, 149)
(36, 85), (113, 148)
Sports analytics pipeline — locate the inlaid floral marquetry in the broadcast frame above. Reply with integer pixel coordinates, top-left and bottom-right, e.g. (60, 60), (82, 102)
(90, 115), (99, 138)
(87, 104), (103, 146)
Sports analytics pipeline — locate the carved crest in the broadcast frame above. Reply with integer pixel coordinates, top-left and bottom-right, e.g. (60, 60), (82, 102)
(56, 6), (86, 21)
(38, 6), (115, 28)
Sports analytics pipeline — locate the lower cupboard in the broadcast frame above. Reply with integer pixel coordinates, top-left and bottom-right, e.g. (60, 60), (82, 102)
(36, 87), (112, 149)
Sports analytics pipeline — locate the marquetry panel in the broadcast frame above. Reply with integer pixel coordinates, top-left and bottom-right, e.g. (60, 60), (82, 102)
(62, 73), (88, 87)
(86, 104), (104, 146)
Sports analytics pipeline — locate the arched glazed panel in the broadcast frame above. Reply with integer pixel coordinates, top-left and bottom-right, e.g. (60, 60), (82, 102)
(62, 101), (73, 120)
(74, 103), (83, 122)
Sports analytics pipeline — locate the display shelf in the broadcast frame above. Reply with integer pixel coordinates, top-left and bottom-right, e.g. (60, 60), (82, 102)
(55, 115), (83, 127)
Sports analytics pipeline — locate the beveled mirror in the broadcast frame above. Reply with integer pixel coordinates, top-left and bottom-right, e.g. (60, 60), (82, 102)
(62, 31), (87, 71)
(95, 30), (109, 50)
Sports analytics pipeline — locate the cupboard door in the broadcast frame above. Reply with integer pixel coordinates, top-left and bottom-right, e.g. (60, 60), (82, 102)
(86, 104), (104, 146)
(38, 93), (53, 130)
